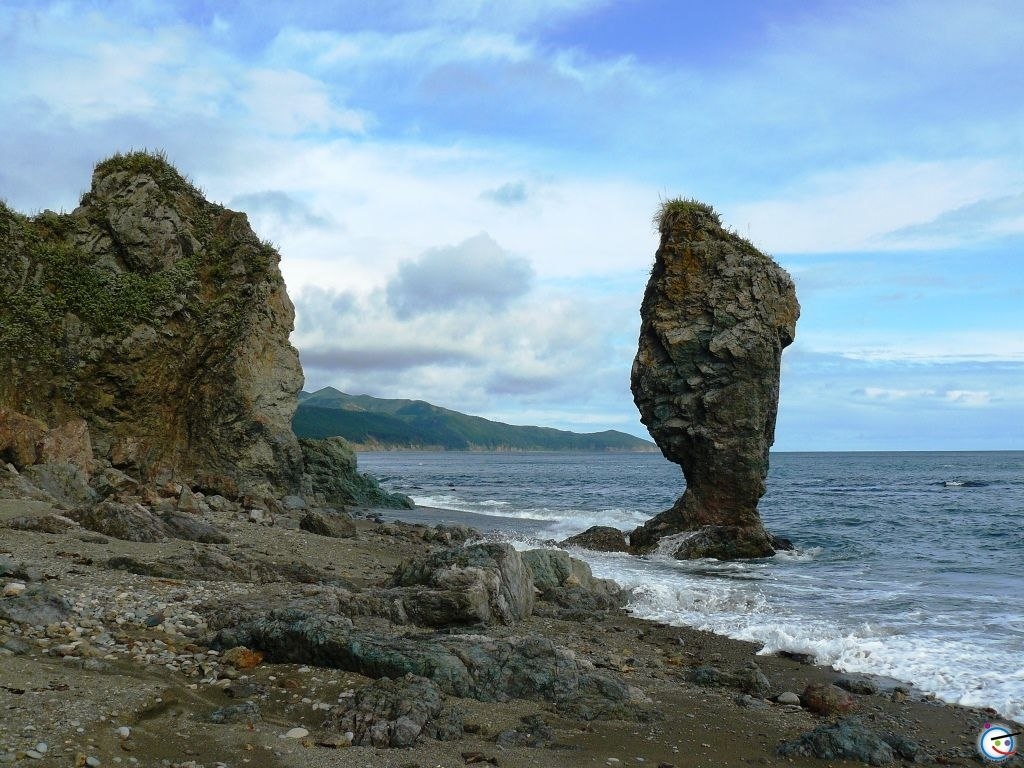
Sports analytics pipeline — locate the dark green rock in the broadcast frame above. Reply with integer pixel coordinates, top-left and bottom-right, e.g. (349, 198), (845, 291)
(778, 718), (896, 766)
(213, 609), (653, 721)
(300, 437), (412, 510)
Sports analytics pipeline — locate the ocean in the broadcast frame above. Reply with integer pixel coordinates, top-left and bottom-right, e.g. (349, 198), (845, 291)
(359, 450), (1024, 724)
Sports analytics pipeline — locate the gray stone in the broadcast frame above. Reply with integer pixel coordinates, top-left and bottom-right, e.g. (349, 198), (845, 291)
(2, 637), (31, 655)
(160, 509), (229, 543)
(776, 691), (800, 705)
(0, 583), (73, 625)
(391, 543), (535, 625)
(734, 661), (772, 698)
(560, 525), (630, 553)
(70, 501), (168, 542)
(324, 674), (444, 748)
(521, 548), (624, 611)
(215, 609), (655, 721)
(300, 510), (357, 539)
(735, 694), (769, 710)
(107, 545), (346, 585)
(91, 467), (138, 498)
(835, 676), (880, 695)
(421, 524), (476, 545)
(209, 701), (261, 724)
(630, 200), (798, 559)
(778, 718), (895, 766)
(176, 487), (202, 512)
(21, 463), (97, 508)
(280, 494), (307, 511)
(494, 714), (556, 748)
(5, 513), (79, 534)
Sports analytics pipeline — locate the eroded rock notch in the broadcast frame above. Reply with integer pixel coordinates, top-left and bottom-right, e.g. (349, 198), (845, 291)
(630, 200), (798, 559)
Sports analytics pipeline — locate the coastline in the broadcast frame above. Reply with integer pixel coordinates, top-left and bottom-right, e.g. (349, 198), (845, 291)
(0, 496), (1000, 766)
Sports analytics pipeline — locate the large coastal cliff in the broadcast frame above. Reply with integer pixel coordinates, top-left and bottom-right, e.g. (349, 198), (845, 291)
(0, 152), (303, 496)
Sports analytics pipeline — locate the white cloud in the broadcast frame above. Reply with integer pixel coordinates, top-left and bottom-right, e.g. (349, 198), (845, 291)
(859, 387), (936, 401)
(944, 390), (991, 407)
(240, 69), (368, 135)
(796, 331), (1024, 364)
(729, 160), (1013, 254)
(854, 387), (991, 407)
(881, 193), (1024, 248)
(268, 26), (536, 70)
(386, 233), (533, 318)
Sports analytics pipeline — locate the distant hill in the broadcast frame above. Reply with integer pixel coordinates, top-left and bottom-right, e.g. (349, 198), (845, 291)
(293, 387), (658, 452)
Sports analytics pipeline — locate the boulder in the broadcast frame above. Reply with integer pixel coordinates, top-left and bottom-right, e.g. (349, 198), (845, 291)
(560, 525), (630, 552)
(391, 543), (534, 625)
(0, 583), (73, 626)
(70, 501), (169, 542)
(521, 548), (624, 610)
(68, 497), (228, 544)
(0, 408), (46, 468)
(300, 510), (357, 539)
(21, 463), (97, 508)
(91, 467), (139, 498)
(208, 701), (261, 725)
(5, 513), (79, 534)
(176, 487), (203, 513)
(107, 546), (344, 585)
(160, 509), (230, 544)
(495, 714), (557, 748)
(630, 200), (798, 559)
(800, 682), (860, 716)
(777, 718), (925, 766)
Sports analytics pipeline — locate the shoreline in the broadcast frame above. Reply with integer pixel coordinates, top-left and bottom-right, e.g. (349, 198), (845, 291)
(0, 494), (1004, 767)
(397, 505), (1021, 724)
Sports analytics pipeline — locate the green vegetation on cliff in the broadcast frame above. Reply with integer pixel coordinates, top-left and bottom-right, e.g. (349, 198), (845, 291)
(293, 388), (657, 452)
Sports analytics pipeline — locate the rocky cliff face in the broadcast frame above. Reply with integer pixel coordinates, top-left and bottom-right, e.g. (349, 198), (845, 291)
(630, 200), (798, 559)
(0, 152), (303, 496)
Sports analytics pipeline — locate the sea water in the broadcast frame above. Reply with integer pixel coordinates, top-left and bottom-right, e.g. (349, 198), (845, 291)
(360, 450), (1024, 724)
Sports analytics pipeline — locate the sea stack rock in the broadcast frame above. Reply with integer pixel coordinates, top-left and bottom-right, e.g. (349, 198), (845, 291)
(630, 200), (798, 559)
(0, 152), (303, 496)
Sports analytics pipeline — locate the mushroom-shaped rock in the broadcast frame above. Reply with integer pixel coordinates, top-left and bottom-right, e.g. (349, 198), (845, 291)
(630, 200), (798, 559)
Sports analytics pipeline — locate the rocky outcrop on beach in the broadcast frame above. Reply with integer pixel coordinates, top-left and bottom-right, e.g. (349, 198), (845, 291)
(0, 152), (303, 497)
(630, 200), (799, 559)
(300, 437), (413, 509)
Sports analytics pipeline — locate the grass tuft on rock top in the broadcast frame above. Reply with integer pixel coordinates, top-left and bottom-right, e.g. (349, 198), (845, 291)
(654, 197), (721, 232)
(89, 149), (203, 201)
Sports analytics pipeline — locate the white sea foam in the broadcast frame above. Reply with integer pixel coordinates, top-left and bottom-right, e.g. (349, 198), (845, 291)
(567, 548), (1024, 725)
(412, 494), (649, 538)
(772, 546), (822, 562)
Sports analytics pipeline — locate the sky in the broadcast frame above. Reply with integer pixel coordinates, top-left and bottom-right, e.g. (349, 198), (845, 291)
(1, 0), (1022, 451)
